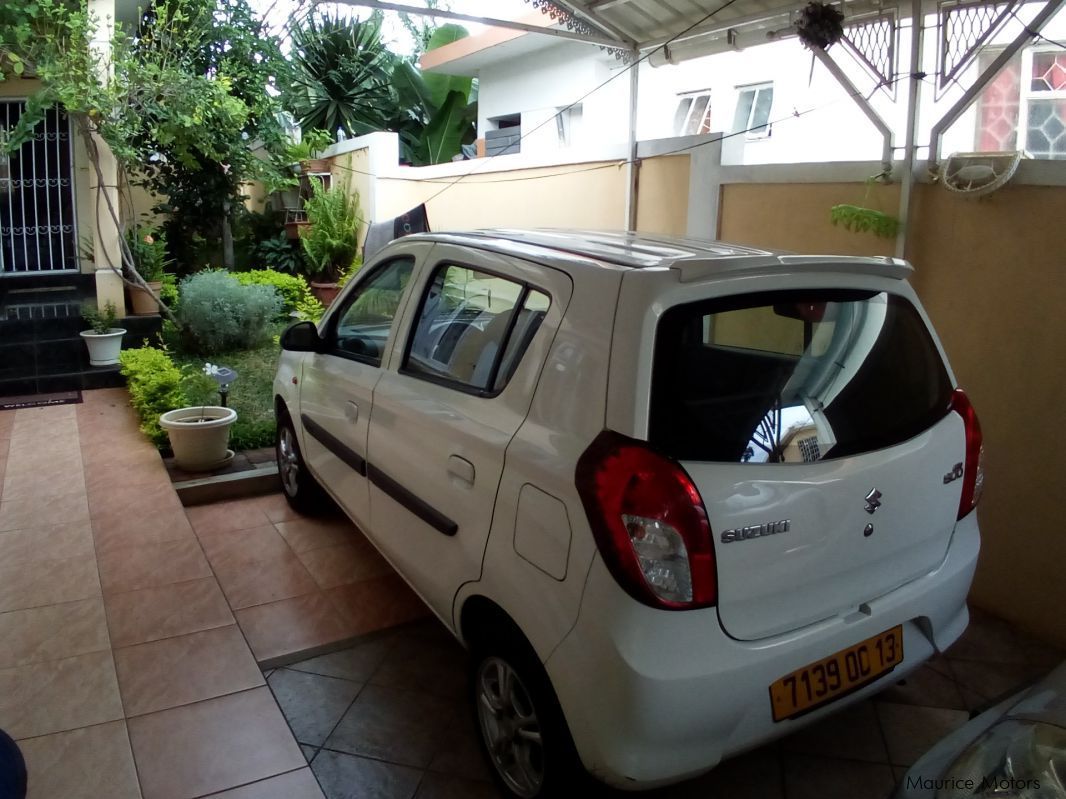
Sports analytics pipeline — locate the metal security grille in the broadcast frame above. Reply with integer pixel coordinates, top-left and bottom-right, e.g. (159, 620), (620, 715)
(0, 102), (78, 274)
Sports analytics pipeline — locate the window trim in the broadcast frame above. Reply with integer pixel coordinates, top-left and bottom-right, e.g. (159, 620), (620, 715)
(734, 82), (774, 140)
(399, 261), (548, 399)
(325, 256), (415, 367)
(673, 90), (713, 137)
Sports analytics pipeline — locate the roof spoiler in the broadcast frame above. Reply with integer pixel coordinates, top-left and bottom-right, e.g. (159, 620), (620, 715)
(677, 255), (913, 283)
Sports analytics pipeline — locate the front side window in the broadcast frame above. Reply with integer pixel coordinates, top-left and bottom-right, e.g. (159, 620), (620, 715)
(733, 83), (774, 139)
(405, 264), (550, 394)
(674, 92), (713, 136)
(330, 257), (414, 365)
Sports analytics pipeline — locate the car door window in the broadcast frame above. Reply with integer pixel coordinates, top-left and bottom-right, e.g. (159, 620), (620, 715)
(330, 257), (414, 365)
(404, 264), (550, 394)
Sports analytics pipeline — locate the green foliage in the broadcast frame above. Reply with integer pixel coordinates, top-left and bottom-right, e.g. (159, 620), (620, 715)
(286, 128), (332, 163)
(178, 270), (283, 354)
(422, 25), (473, 110)
(235, 270), (322, 320)
(301, 182), (361, 283)
(159, 273), (179, 311)
(336, 256), (363, 288)
(82, 301), (119, 334)
(119, 345), (186, 446)
(829, 205), (902, 239)
(254, 235), (303, 274)
(126, 224), (170, 281)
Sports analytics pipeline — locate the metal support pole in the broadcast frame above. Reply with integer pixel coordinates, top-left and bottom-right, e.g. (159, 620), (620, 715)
(811, 47), (894, 175)
(928, 0), (1066, 168)
(624, 62), (641, 231)
(896, 0), (925, 260)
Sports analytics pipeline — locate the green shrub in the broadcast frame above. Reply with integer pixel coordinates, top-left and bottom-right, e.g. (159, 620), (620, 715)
(301, 182), (361, 283)
(159, 273), (179, 311)
(178, 270), (282, 354)
(234, 270), (320, 318)
(119, 346), (186, 446)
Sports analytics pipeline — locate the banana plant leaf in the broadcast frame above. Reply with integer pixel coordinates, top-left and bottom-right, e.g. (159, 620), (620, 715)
(418, 90), (477, 165)
(422, 24), (473, 110)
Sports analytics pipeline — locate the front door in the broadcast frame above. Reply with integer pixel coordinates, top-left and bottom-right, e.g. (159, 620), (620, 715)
(0, 102), (78, 274)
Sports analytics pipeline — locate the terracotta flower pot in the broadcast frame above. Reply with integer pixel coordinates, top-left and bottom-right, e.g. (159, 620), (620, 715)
(159, 406), (238, 471)
(285, 220), (311, 240)
(310, 281), (341, 307)
(129, 280), (163, 315)
(80, 328), (126, 366)
(300, 158), (330, 174)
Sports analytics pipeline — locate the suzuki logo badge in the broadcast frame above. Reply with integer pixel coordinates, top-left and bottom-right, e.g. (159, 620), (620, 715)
(864, 489), (883, 515)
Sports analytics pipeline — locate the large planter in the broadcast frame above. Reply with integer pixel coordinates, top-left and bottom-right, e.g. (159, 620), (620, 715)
(300, 158), (330, 174)
(129, 280), (163, 315)
(285, 220), (311, 240)
(310, 281), (341, 307)
(80, 328), (126, 366)
(159, 406), (238, 471)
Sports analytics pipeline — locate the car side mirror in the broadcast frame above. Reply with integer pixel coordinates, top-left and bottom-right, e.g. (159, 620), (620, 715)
(280, 321), (324, 353)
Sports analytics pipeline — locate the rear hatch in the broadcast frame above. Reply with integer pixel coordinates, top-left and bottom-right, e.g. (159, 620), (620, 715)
(648, 287), (963, 640)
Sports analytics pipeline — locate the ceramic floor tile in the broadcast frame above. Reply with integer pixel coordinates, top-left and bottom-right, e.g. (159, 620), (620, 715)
(311, 749), (421, 799)
(268, 668), (363, 746)
(186, 498), (274, 538)
(426, 711), (492, 784)
(250, 493), (303, 525)
(947, 658), (1046, 706)
(18, 720), (141, 799)
(91, 508), (197, 555)
(3, 464), (86, 500)
(274, 517), (360, 554)
(876, 702), (971, 766)
(82, 449), (166, 492)
(0, 491), (89, 532)
(782, 700), (889, 763)
(369, 630), (467, 701)
(0, 597), (110, 670)
(327, 574), (430, 637)
(114, 624), (265, 717)
(235, 592), (352, 663)
(413, 774), (500, 799)
(127, 687), (306, 799)
(196, 523), (294, 565)
(1, 650), (123, 740)
(288, 634), (398, 683)
(0, 521), (95, 567)
(203, 768), (325, 799)
(945, 607), (1032, 665)
(0, 554), (101, 613)
(211, 548), (320, 611)
(325, 684), (455, 769)
(88, 479), (184, 521)
(296, 539), (395, 590)
(105, 577), (235, 648)
(4, 437), (81, 469)
(645, 748), (784, 799)
(783, 754), (896, 799)
(98, 536), (212, 596)
(876, 664), (968, 710)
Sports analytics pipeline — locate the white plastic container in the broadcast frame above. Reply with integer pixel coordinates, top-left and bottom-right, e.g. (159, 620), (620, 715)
(159, 406), (237, 471)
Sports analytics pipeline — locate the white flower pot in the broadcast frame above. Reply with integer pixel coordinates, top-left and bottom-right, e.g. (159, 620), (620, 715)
(80, 328), (127, 366)
(160, 406), (238, 471)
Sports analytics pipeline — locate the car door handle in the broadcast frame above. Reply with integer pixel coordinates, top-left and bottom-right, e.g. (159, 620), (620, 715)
(448, 455), (475, 486)
(344, 400), (359, 424)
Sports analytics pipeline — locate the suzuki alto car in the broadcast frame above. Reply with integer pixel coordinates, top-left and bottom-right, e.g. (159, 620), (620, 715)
(273, 229), (984, 797)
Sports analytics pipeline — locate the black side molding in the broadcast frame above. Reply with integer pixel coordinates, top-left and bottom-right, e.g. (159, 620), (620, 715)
(367, 464), (458, 537)
(300, 414), (367, 477)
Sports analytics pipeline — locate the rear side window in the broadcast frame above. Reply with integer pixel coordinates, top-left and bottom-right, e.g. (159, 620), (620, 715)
(404, 264), (550, 394)
(649, 290), (953, 463)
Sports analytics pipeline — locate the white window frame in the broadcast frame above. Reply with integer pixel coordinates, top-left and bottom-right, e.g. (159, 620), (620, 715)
(734, 82), (774, 140)
(1019, 46), (1066, 158)
(673, 90), (712, 137)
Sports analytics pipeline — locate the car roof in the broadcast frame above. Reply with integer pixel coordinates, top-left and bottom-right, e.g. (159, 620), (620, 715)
(406, 229), (913, 280)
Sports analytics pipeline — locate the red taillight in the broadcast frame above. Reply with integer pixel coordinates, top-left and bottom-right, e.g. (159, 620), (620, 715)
(576, 431), (717, 610)
(951, 389), (985, 520)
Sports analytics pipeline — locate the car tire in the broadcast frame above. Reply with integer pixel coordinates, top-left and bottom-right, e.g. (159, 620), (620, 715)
(276, 410), (327, 514)
(469, 630), (592, 799)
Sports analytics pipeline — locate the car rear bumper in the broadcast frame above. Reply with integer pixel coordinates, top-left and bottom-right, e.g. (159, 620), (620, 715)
(545, 513), (980, 790)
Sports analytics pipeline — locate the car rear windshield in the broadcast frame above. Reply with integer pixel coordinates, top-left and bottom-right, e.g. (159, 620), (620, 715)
(649, 289), (954, 463)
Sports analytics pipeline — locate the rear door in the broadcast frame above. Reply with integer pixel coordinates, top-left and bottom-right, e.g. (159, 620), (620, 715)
(648, 287), (964, 640)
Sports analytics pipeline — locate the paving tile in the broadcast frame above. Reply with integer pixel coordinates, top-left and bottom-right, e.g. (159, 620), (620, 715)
(203, 526), (320, 610)
(783, 754), (896, 799)
(251, 493), (303, 524)
(3, 463), (86, 500)
(18, 720), (141, 799)
(296, 539), (395, 590)
(301, 744), (318, 762)
(268, 668), (363, 746)
(91, 507), (197, 555)
(327, 574), (431, 637)
(646, 748), (784, 799)
(235, 592), (352, 663)
(88, 478), (184, 520)
(0, 491), (89, 532)
(204, 768), (325, 798)
(186, 498), (274, 538)
(945, 607), (1031, 665)
(413, 773), (499, 799)
(288, 634), (398, 683)
(876, 664), (968, 710)
(10, 414), (78, 441)
(0, 598), (110, 670)
(4, 437), (81, 470)
(427, 710), (491, 783)
(782, 699), (888, 763)
(1011, 626), (1066, 670)
(1, 650), (123, 740)
(115, 624), (265, 717)
(105, 577), (235, 648)
(325, 684), (456, 769)
(197, 523), (293, 563)
(275, 517), (360, 554)
(311, 749), (421, 799)
(98, 536), (213, 596)
(370, 630), (467, 701)
(0, 521), (95, 567)
(946, 658), (1045, 706)
(0, 554), (101, 613)
(0, 411), (14, 439)
(876, 702), (970, 766)
(127, 687), (305, 799)
(83, 449), (167, 493)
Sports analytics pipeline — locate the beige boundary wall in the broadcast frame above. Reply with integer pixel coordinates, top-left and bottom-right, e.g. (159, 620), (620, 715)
(307, 131), (1065, 647)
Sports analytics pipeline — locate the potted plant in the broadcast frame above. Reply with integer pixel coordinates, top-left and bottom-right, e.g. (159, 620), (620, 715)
(80, 302), (126, 366)
(288, 128), (332, 175)
(159, 363), (239, 470)
(126, 225), (170, 314)
(301, 181), (361, 306)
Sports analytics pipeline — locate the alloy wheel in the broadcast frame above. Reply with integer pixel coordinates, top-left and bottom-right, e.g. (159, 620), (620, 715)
(476, 656), (545, 798)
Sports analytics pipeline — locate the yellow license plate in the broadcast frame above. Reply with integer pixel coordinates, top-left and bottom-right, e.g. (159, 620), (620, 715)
(769, 625), (903, 722)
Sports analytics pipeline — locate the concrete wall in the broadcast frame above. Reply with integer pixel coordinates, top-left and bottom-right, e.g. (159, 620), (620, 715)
(719, 179), (1066, 647)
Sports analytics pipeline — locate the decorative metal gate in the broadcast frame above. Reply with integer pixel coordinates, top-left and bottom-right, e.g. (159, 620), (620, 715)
(0, 101), (78, 274)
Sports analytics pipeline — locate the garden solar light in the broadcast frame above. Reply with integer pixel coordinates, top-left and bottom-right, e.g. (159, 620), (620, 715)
(204, 363), (238, 407)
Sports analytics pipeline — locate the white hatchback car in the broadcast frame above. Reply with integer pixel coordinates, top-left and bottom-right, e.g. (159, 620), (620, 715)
(273, 229), (983, 797)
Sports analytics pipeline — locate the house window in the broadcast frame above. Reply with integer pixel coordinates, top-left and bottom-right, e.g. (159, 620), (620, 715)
(733, 83), (774, 138)
(673, 92), (712, 136)
(976, 48), (1066, 159)
(557, 104), (582, 147)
